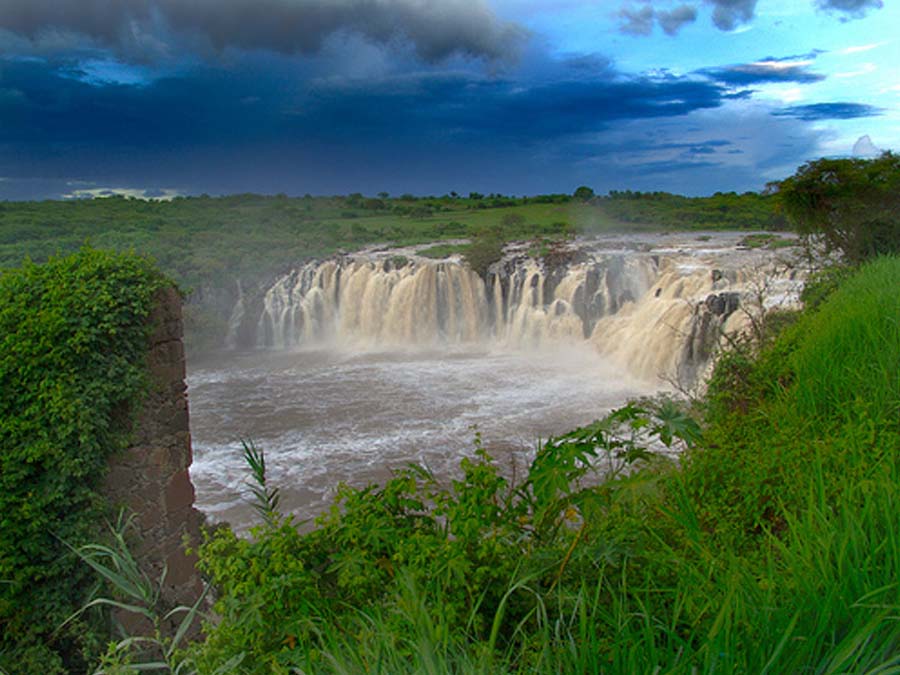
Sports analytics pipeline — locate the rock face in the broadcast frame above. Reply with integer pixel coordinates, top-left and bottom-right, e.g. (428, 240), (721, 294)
(104, 286), (204, 629)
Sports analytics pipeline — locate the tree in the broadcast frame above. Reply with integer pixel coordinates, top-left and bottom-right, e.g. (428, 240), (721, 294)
(463, 223), (505, 278)
(776, 152), (900, 263)
(573, 185), (595, 202)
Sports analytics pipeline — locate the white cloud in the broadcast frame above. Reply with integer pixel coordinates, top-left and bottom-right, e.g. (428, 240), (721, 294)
(838, 41), (887, 55)
(834, 62), (877, 78)
(750, 58), (815, 71)
(62, 186), (182, 200)
(779, 87), (805, 103)
(852, 134), (880, 156)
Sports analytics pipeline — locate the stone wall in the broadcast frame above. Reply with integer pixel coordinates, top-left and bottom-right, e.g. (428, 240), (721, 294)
(104, 286), (204, 628)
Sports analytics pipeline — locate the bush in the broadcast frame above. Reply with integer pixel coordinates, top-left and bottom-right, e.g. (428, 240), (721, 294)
(36, 254), (900, 674)
(777, 152), (900, 262)
(462, 229), (504, 278)
(0, 249), (167, 673)
(190, 402), (691, 672)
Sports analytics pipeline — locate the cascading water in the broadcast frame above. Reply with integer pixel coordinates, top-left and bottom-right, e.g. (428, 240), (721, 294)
(257, 260), (489, 348)
(190, 233), (803, 530)
(250, 237), (799, 386)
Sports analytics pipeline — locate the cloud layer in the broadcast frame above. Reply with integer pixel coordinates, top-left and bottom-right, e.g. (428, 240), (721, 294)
(773, 102), (884, 120)
(0, 0), (525, 62)
(816, 0), (883, 18)
(0, 0), (892, 200)
(0, 46), (832, 199)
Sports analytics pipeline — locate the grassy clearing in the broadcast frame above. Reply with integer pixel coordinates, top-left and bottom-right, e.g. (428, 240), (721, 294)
(0, 192), (780, 290)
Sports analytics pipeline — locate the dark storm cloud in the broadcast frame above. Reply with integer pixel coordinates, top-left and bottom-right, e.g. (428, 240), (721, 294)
(816, 0), (883, 18)
(295, 72), (729, 143)
(658, 6), (699, 35)
(0, 54), (731, 150)
(0, 53), (739, 199)
(0, 57), (276, 146)
(617, 3), (697, 36)
(617, 0), (882, 35)
(561, 102), (826, 195)
(630, 159), (719, 173)
(0, 0), (525, 63)
(705, 0), (757, 31)
(772, 102), (884, 121)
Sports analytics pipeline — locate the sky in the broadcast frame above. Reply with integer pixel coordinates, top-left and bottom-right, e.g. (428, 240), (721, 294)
(0, 0), (897, 200)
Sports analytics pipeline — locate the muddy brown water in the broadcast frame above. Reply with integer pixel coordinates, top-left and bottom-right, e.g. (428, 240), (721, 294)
(188, 345), (652, 532)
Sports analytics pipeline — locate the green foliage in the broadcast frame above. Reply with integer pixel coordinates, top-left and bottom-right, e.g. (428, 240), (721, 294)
(688, 256), (900, 545)
(191, 402), (688, 672)
(8, 203), (894, 674)
(799, 263), (854, 311)
(462, 226), (505, 278)
(0, 249), (167, 673)
(65, 512), (222, 675)
(572, 186), (595, 201)
(241, 440), (281, 527)
(777, 152), (900, 262)
(596, 189), (783, 231)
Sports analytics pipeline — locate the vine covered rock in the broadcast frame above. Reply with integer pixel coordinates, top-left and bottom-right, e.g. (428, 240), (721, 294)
(0, 249), (168, 673)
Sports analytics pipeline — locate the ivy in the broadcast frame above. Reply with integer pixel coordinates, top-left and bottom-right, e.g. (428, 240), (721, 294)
(0, 249), (168, 673)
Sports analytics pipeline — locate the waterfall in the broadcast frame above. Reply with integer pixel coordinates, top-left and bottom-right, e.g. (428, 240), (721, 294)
(247, 240), (801, 387)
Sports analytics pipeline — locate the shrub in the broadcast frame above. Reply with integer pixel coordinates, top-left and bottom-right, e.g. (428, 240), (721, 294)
(777, 152), (900, 262)
(0, 249), (167, 673)
(190, 402), (690, 672)
(462, 236), (504, 278)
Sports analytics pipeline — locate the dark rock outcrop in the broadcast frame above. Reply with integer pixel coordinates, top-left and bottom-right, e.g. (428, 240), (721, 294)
(104, 287), (204, 632)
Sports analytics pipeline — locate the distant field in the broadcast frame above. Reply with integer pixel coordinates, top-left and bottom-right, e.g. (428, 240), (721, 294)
(0, 191), (782, 286)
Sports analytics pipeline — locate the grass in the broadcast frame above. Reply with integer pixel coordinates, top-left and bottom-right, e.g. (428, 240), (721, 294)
(790, 258), (900, 422)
